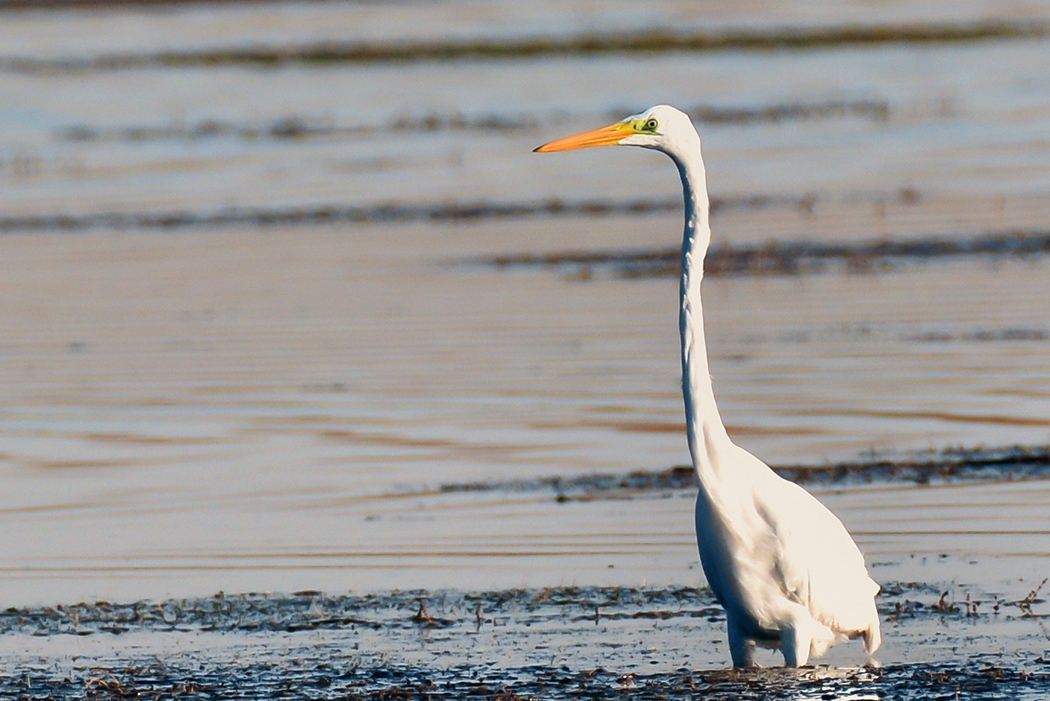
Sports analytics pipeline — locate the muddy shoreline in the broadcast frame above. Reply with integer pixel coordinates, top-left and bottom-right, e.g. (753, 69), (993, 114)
(6, 661), (1046, 700)
(5, 659), (1049, 700)
(2, 585), (1047, 699)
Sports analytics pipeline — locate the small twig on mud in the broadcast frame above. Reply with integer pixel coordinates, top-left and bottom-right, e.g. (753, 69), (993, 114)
(1018, 578), (1047, 616)
(933, 591), (958, 613)
(1023, 578), (1047, 603)
(413, 601), (434, 626)
(85, 668), (123, 693)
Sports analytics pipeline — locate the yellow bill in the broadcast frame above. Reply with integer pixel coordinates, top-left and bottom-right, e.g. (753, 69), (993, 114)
(533, 122), (630, 152)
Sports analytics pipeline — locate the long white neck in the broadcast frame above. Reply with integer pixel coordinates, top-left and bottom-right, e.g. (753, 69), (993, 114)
(671, 147), (734, 482)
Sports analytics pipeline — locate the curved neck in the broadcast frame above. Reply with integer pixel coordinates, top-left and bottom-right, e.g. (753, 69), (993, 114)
(672, 149), (734, 480)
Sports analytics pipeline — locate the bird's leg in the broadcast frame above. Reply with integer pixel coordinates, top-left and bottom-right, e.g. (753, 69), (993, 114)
(863, 619), (882, 655)
(779, 620), (812, 667)
(727, 619), (755, 668)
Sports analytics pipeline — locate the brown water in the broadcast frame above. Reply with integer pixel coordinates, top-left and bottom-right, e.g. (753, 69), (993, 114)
(0, 0), (1049, 661)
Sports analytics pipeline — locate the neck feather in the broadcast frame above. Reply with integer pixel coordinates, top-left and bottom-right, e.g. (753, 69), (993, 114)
(672, 149), (734, 480)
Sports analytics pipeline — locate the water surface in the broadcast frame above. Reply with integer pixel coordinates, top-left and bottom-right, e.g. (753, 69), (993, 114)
(0, 0), (1048, 639)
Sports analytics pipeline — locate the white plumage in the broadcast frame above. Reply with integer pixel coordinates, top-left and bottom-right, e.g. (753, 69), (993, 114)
(536, 105), (881, 667)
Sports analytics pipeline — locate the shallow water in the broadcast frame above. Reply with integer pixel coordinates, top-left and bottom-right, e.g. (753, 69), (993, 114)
(0, 2), (1049, 688)
(2, 225), (1049, 602)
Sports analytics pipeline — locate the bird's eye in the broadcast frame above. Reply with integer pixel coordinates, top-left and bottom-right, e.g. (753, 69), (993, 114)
(644, 118), (659, 131)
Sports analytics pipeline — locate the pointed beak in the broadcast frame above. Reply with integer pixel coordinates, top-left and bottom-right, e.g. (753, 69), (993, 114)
(533, 122), (630, 153)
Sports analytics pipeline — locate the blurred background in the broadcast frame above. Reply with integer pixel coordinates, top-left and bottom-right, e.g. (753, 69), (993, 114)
(1, 0), (1049, 606)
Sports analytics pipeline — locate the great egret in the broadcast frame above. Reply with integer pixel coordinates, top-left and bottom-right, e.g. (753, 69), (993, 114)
(534, 105), (881, 668)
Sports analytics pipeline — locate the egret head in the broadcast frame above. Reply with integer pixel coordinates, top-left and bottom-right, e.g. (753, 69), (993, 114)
(534, 105), (698, 157)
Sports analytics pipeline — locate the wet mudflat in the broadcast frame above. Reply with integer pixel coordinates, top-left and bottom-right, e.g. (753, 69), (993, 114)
(1, 584), (1048, 699)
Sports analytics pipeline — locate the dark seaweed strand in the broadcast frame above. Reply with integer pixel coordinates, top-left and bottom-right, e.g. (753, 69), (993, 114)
(2, 21), (1048, 72)
(0, 195), (804, 234)
(477, 228), (1050, 278)
(436, 445), (1050, 499)
(53, 99), (889, 143)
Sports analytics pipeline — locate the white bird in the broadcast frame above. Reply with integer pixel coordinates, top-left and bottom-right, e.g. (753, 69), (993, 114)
(534, 105), (881, 668)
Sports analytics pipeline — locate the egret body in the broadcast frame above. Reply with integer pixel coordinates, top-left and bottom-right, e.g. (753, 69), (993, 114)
(535, 105), (881, 667)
